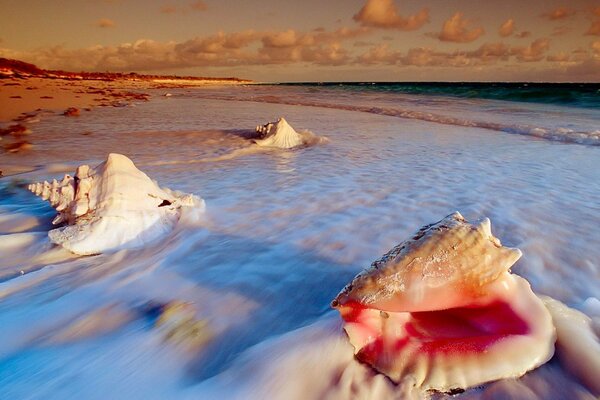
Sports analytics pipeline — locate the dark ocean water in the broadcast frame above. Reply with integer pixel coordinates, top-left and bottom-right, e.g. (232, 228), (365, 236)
(277, 82), (600, 109)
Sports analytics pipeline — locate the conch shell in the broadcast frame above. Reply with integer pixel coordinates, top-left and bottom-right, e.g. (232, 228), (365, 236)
(28, 153), (204, 255)
(255, 117), (304, 149)
(332, 212), (555, 392)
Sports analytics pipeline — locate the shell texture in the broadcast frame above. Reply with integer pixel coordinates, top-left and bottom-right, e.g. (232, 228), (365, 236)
(254, 117), (304, 149)
(332, 212), (555, 392)
(28, 153), (204, 255)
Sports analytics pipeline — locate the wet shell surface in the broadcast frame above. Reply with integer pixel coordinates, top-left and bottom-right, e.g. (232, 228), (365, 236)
(254, 117), (304, 149)
(332, 212), (556, 392)
(28, 153), (204, 255)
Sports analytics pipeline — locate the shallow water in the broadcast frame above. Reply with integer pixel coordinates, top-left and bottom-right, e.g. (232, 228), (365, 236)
(0, 86), (599, 399)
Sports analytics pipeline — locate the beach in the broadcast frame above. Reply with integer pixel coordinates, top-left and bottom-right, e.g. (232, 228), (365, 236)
(0, 79), (599, 399)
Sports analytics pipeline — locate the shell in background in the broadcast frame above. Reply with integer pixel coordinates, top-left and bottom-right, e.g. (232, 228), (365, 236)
(254, 117), (304, 149)
(332, 212), (555, 392)
(28, 153), (204, 255)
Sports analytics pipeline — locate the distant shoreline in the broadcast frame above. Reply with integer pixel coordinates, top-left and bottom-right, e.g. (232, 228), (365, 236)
(0, 57), (252, 84)
(0, 57), (253, 124)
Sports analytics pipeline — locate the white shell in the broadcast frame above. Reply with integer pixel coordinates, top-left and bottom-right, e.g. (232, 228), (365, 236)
(332, 212), (556, 392)
(254, 117), (304, 149)
(29, 153), (204, 255)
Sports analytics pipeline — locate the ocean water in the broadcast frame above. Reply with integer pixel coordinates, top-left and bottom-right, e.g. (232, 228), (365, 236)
(0, 84), (599, 399)
(283, 82), (600, 109)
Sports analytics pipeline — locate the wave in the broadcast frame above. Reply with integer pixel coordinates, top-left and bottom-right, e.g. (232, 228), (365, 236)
(280, 82), (600, 109)
(194, 93), (600, 146)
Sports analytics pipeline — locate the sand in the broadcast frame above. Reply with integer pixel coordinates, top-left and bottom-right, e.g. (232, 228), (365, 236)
(0, 76), (249, 123)
(1, 78), (139, 122)
(0, 75), (250, 159)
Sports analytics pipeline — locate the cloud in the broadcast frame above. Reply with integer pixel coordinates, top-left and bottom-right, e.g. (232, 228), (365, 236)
(0, 26), (372, 72)
(0, 23), (573, 77)
(515, 31), (531, 39)
(353, 41), (512, 67)
(592, 40), (600, 55)
(546, 52), (570, 62)
(353, 0), (429, 31)
(468, 42), (511, 62)
(298, 43), (350, 66)
(353, 41), (375, 47)
(552, 26), (571, 36)
(356, 43), (400, 64)
(571, 47), (590, 62)
(430, 12), (485, 43)
(587, 21), (600, 35)
(254, 27), (369, 65)
(510, 38), (550, 62)
(190, 1), (207, 11)
(541, 6), (576, 20)
(262, 30), (300, 48)
(97, 18), (115, 28)
(499, 19), (514, 37)
(587, 7), (600, 35)
(353, 38), (556, 67)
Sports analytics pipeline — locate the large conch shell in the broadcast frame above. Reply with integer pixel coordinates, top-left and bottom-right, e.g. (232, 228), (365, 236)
(332, 212), (555, 392)
(28, 153), (204, 255)
(254, 117), (304, 149)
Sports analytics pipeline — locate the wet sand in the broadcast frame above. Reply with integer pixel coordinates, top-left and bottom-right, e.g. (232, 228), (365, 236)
(1, 74), (252, 123)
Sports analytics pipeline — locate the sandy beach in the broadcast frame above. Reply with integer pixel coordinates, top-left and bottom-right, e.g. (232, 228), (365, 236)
(1, 77), (152, 122)
(0, 74), (250, 123)
(0, 63), (252, 162)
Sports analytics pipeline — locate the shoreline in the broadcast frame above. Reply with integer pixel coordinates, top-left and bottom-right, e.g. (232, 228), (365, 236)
(0, 75), (250, 123)
(0, 74), (252, 155)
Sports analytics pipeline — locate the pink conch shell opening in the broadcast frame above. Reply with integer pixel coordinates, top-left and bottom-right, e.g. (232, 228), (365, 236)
(332, 212), (556, 392)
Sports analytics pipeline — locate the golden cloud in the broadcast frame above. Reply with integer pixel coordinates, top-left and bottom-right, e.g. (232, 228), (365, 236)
(552, 26), (571, 36)
(356, 43), (400, 64)
(499, 19), (514, 37)
(515, 31), (531, 39)
(0, 25), (580, 75)
(97, 18), (115, 28)
(546, 52), (570, 62)
(587, 7), (600, 36)
(431, 12), (485, 43)
(353, 38), (555, 67)
(353, 0), (429, 31)
(541, 6), (576, 20)
(510, 38), (550, 62)
(592, 40), (600, 56)
(190, 1), (207, 11)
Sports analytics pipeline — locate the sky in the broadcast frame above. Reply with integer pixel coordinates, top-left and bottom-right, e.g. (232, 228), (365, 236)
(1, 0), (599, 81)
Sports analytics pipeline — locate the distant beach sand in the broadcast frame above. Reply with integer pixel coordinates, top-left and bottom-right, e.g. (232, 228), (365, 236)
(0, 76), (249, 122)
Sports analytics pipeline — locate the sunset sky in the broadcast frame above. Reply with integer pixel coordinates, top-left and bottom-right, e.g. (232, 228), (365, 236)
(1, 0), (599, 81)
